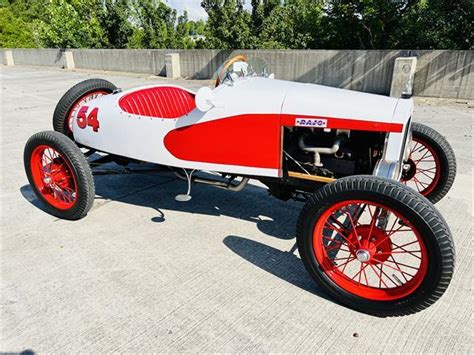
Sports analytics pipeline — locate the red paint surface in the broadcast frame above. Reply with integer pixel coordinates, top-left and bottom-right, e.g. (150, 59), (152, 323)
(164, 114), (282, 169)
(119, 86), (196, 118)
(281, 114), (404, 133)
(312, 199), (428, 301)
(30, 145), (78, 210)
(164, 112), (403, 169)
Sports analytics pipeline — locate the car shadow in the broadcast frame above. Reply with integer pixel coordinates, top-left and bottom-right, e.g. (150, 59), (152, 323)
(223, 235), (334, 303)
(21, 184), (48, 211)
(20, 163), (303, 240)
(20, 164), (345, 310)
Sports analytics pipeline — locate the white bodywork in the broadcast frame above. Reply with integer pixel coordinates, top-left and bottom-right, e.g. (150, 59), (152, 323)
(72, 77), (413, 178)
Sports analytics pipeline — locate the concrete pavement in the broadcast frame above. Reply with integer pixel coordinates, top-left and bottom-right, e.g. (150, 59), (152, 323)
(1, 66), (472, 353)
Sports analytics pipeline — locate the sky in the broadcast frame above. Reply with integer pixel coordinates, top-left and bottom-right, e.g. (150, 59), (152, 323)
(166, 0), (208, 20)
(166, 0), (252, 20)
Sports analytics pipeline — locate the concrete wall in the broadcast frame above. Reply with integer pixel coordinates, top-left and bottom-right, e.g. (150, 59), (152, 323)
(227, 50), (401, 95)
(0, 50), (6, 65)
(3, 48), (473, 99)
(411, 50), (473, 99)
(71, 49), (164, 75)
(9, 48), (67, 68)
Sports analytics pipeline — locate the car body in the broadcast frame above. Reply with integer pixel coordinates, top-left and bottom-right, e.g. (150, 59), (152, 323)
(24, 55), (457, 316)
(71, 76), (413, 180)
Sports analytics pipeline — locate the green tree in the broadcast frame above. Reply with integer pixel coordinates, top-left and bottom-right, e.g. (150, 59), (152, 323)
(0, 5), (36, 47)
(175, 11), (195, 48)
(257, 0), (324, 49)
(395, 0), (474, 49)
(37, 0), (107, 48)
(129, 0), (177, 48)
(321, 0), (404, 49)
(201, 0), (256, 49)
(101, 0), (134, 49)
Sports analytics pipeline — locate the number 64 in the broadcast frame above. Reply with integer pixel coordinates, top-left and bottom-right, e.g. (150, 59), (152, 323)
(77, 106), (100, 132)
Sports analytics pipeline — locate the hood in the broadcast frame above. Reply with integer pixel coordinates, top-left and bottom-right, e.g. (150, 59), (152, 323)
(280, 81), (412, 125)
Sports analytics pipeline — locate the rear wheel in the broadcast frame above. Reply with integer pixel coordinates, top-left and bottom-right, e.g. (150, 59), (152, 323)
(53, 78), (117, 138)
(297, 176), (454, 316)
(24, 131), (95, 220)
(401, 123), (456, 204)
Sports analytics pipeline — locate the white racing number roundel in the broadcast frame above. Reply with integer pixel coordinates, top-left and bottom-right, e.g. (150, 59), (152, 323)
(295, 118), (328, 128)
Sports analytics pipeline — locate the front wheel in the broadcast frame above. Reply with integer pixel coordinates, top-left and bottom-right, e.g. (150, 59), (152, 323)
(297, 176), (454, 316)
(401, 122), (456, 204)
(24, 131), (95, 220)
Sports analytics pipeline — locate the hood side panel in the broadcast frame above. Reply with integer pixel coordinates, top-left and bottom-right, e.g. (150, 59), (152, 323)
(282, 83), (399, 125)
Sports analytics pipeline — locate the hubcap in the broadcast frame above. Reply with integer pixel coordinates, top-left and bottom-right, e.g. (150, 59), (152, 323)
(356, 249), (370, 262)
(401, 159), (417, 180)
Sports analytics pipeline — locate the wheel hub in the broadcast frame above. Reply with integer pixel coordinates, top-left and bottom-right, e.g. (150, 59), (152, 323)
(356, 249), (370, 262)
(401, 159), (417, 181)
(348, 225), (392, 264)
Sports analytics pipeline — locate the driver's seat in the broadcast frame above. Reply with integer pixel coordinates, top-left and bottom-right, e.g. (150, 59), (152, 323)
(119, 86), (196, 118)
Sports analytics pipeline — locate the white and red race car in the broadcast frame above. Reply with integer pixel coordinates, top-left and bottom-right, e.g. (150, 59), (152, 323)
(24, 55), (456, 316)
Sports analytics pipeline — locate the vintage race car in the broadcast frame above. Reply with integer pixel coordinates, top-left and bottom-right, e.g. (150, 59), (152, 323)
(24, 55), (456, 316)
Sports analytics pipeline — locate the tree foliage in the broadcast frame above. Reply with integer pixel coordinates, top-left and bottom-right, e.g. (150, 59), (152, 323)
(37, 0), (107, 48)
(0, 5), (35, 47)
(0, 0), (472, 49)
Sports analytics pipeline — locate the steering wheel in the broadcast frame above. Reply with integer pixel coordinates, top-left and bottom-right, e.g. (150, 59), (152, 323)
(215, 54), (248, 87)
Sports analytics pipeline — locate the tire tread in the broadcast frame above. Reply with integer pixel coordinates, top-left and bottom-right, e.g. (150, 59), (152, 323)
(24, 131), (95, 220)
(296, 175), (454, 317)
(53, 78), (117, 137)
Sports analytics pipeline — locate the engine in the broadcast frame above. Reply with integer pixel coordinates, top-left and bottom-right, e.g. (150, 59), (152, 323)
(283, 127), (386, 179)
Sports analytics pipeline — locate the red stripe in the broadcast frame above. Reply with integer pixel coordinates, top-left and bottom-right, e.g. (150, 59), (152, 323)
(164, 114), (281, 169)
(281, 114), (403, 133)
(164, 113), (403, 170)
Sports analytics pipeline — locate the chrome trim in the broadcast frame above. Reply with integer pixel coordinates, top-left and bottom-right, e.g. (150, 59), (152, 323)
(373, 160), (401, 180)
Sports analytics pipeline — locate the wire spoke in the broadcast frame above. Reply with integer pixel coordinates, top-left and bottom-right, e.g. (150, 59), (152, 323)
(335, 257), (356, 270)
(379, 261), (415, 278)
(376, 264), (399, 287)
(370, 264), (388, 288)
(385, 258), (420, 271)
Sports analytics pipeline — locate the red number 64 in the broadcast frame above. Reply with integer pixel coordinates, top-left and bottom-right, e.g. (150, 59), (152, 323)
(77, 106), (100, 132)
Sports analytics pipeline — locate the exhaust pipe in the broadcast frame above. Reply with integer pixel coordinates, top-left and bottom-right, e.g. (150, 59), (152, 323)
(175, 171), (249, 192)
(299, 135), (344, 166)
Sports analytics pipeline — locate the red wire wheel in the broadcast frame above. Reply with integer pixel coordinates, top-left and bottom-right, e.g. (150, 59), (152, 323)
(53, 78), (117, 138)
(24, 131), (95, 220)
(313, 200), (428, 301)
(29, 144), (78, 209)
(296, 176), (455, 316)
(401, 123), (456, 204)
(401, 137), (440, 197)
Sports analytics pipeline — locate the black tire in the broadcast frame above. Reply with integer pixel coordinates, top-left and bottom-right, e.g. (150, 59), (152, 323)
(24, 131), (95, 220)
(53, 78), (117, 138)
(297, 175), (455, 317)
(403, 122), (456, 204)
